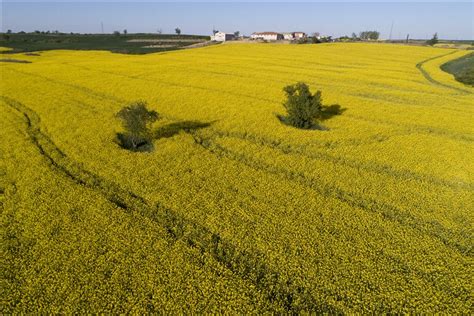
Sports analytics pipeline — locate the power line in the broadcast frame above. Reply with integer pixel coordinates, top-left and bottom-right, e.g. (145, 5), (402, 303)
(389, 20), (394, 40)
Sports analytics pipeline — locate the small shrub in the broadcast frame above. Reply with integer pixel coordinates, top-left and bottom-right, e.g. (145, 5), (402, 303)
(116, 101), (159, 152)
(426, 33), (438, 46)
(280, 82), (323, 129)
(297, 38), (308, 44)
(278, 82), (344, 129)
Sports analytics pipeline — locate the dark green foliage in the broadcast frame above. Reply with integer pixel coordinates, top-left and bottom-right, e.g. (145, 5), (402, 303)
(280, 83), (323, 129)
(441, 52), (474, 86)
(454, 71), (474, 85)
(311, 36), (332, 44)
(116, 101), (159, 152)
(426, 33), (439, 46)
(279, 83), (344, 129)
(297, 38), (309, 44)
(0, 33), (209, 55)
(338, 35), (351, 42)
(359, 31), (380, 40)
(175, 28), (181, 36)
(115, 100), (213, 151)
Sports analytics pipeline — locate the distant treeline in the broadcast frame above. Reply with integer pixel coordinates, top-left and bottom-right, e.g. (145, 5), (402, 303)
(358, 31), (380, 40)
(0, 32), (210, 54)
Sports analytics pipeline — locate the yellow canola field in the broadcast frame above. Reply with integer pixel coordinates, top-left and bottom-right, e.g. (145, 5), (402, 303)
(1, 43), (473, 313)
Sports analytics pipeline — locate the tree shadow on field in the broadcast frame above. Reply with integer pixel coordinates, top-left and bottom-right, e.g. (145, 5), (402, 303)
(116, 120), (213, 153)
(0, 58), (32, 63)
(319, 104), (346, 121)
(154, 120), (213, 140)
(116, 133), (155, 152)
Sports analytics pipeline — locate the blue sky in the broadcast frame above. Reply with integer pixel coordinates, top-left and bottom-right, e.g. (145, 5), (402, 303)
(1, 1), (473, 40)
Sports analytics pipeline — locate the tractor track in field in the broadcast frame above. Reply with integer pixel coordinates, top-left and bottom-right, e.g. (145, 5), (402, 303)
(59, 57), (463, 104)
(1, 96), (340, 314)
(190, 130), (473, 258)
(5, 64), (472, 145)
(2, 68), (127, 105)
(3, 57), (472, 255)
(205, 128), (473, 191)
(416, 51), (473, 94)
(3, 90), (472, 253)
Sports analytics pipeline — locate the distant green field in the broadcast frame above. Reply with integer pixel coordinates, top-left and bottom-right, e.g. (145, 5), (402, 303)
(441, 52), (474, 86)
(0, 33), (210, 54)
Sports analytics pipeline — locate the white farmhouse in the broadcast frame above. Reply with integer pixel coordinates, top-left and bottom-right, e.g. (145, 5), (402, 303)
(283, 33), (294, 40)
(211, 32), (235, 42)
(275, 32), (307, 41)
(251, 32), (284, 41)
(293, 32), (307, 39)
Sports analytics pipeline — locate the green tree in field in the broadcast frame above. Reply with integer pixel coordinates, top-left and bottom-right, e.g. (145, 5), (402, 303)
(116, 101), (160, 151)
(297, 37), (309, 44)
(427, 33), (439, 46)
(359, 31), (380, 40)
(312, 35), (322, 44)
(281, 82), (323, 129)
(175, 27), (181, 36)
(123, 29), (128, 35)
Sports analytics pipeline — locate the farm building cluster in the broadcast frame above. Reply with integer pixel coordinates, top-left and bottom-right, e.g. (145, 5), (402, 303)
(251, 32), (306, 41)
(211, 31), (309, 42)
(210, 32), (236, 42)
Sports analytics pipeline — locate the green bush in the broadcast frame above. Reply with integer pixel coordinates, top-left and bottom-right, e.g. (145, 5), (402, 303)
(297, 38), (308, 44)
(426, 33), (438, 46)
(116, 101), (159, 152)
(280, 82), (323, 129)
(279, 82), (344, 129)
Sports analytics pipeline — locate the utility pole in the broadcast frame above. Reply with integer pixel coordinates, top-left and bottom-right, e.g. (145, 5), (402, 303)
(101, 22), (104, 34)
(406, 34), (409, 43)
(389, 21), (394, 40)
